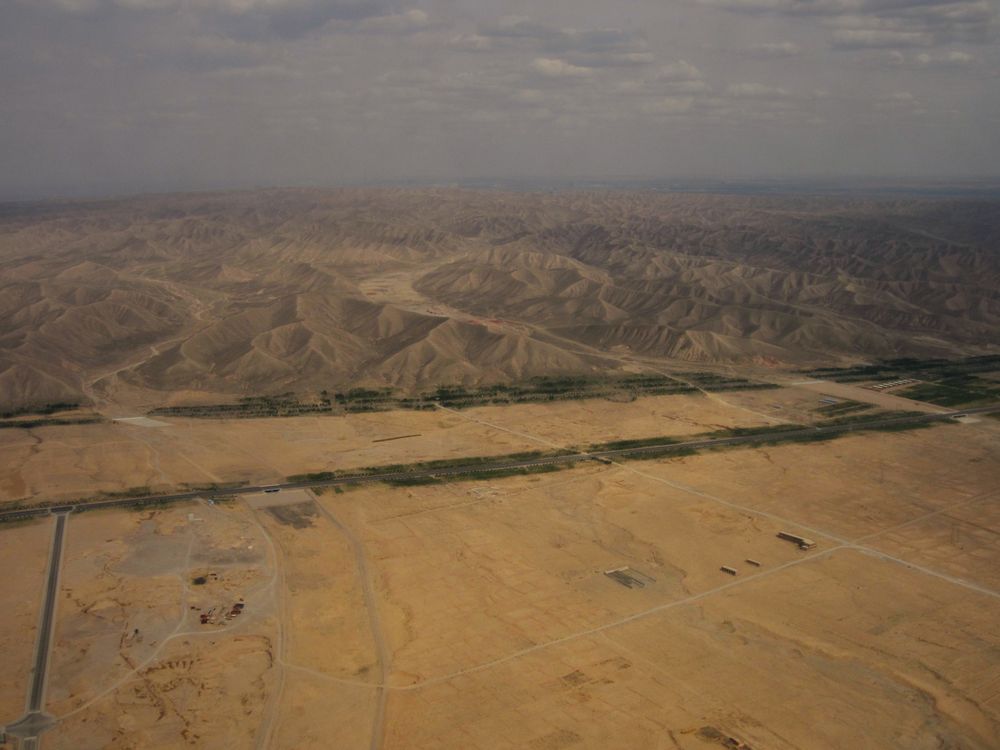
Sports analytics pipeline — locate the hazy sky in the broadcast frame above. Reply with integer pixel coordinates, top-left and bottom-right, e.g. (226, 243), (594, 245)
(1, 0), (998, 198)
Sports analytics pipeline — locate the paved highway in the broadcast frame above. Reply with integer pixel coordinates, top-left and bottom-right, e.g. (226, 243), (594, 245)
(2, 513), (67, 748)
(29, 513), (65, 713)
(0, 404), (997, 524)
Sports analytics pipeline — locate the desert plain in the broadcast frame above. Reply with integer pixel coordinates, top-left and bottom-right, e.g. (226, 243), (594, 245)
(2, 189), (999, 749)
(2, 377), (999, 750)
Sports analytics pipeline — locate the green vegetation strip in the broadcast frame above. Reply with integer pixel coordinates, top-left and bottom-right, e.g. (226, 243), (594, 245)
(813, 400), (873, 417)
(588, 436), (681, 451)
(0, 401), (82, 419)
(818, 410), (921, 426)
(287, 450), (575, 484)
(800, 355), (1000, 408)
(0, 417), (103, 430)
(0, 409), (966, 519)
(384, 463), (564, 486)
(584, 415), (930, 454)
(896, 378), (1000, 408)
(800, 355), (1000, 384)
(149, 374), (779, 419)
(285, 413), (944, 488)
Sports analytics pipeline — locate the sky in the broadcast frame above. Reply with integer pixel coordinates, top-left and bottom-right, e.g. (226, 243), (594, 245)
(1, 0), (998, 199)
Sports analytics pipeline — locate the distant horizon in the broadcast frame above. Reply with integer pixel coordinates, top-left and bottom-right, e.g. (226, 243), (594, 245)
(6, 174), (1000, 205)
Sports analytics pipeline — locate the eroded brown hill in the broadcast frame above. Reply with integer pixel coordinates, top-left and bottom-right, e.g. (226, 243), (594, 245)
(1, 188), (998, 410)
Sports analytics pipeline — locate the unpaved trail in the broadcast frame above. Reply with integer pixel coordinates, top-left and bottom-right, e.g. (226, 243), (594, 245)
(247, 505), (287, 750)
(311, 493), (391, 750)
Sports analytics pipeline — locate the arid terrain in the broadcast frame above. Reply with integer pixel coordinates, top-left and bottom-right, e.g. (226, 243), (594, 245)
(1, 189), (999, 750)
(1, 377), (998, 750)
(1, 189), (998, 412)
(0, 388), (809, 507)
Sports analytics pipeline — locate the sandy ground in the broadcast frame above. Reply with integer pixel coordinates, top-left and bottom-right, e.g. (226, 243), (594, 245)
(0, 518), (52, 722)
(637, 422), (1000, 541)
(36, 503), (278, 750)
(717, 384), (880, 423)
(248, 488), (382, 749)
(382, 547), (999, 750)
(788, 379), (951, 413)
(253, 490), (378, 679)
(268, 672), (377, 750)
(338, 421), (999, 749)
(456, 391), (779, 448)
(0, 391), (797, 506)
(1, 397), (998, 749)
(317, 467), (813, 684)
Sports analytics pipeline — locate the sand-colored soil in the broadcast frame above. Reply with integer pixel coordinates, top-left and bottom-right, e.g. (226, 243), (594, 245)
(1, 403), (998, 749)
(0, 391), (788, 507)
(383, 547), (999, 749)
(330, 418), (998, 748)
(268, 672), (377, 750)
(32, 503), (278, 749)
(48, 631), (276, 750)
(0, 518), (52, 721)
(790, 379), (951, 413)
(251, 489), (379, 679)
(237, 488), (385, 748)
(317, 467), (813, 684)
(637, 422), (1000, 541)
(454, 390), (770, 447)
(717, 383), (881, 423)
(868, 491), (1000, 589)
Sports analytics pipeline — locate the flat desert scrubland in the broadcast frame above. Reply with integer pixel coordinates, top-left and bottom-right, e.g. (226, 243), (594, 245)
(0, 390), (788, 506)
(2, 411), (998, 749)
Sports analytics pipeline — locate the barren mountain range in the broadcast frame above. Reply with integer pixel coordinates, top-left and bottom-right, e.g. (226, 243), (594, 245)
(1, 188), (998, 411)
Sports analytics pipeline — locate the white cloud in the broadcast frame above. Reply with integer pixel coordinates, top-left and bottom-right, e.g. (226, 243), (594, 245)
(449, 33), (493, 51)
(873, 90), (925, 112)
(749, 41), (801, 57)
(693, 0), (995, 48)
(356, 9), (429, 34)
(670, 79), (711, 93)
(726, 82), (790, 97)
(1, 3), (997, 192)
(917, 50), (976, 66)
(641, 96), (695, 114)
(478, 17), (652, 67)
(831, 29), (933, 49)
(882, 48), (978, 67)
(531, 57), (593, 78)
(512, 88), (546, 104)
(571, 51), (654, 67)
(655, 60), (703, 81)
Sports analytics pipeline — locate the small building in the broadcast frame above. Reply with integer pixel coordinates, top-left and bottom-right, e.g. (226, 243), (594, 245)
(777, 531), (816, 550)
